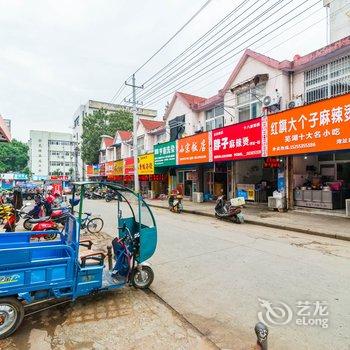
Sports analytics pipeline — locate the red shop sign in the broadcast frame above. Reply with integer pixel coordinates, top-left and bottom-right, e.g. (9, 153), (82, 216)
(124, 157), (134, 175)
(212, 118), (263, 161)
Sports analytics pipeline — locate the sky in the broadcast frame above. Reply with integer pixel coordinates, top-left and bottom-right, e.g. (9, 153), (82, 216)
(0, 0), (329, 142)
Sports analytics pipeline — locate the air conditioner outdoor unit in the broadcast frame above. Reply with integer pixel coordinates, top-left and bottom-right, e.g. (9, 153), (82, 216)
(263, 95), (280, 107)
(194, 124), (203, 133)
(287, 97), (303, 109)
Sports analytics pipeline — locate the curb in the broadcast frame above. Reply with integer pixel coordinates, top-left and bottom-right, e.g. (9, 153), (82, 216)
(147, 203), (350, 242)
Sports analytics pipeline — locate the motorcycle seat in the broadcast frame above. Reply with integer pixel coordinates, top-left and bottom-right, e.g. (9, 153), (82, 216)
(29, 216), (50, 223)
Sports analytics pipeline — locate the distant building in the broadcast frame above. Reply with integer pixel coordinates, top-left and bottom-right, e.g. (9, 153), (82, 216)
(28, 130), (76, 178)
(0, 116), (11, 142)
(3, 119), (11, 135)
(324, 0), (350, 43)
(72, 99), (157, 180)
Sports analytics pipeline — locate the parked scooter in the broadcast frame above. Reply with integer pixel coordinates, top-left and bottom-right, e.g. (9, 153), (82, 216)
(214, 195), (244, 224)
(168, 192), (183, 213)
(105, 190), (118, 202)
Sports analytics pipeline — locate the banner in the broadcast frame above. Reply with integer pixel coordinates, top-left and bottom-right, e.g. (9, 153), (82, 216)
(154, 141), (177, 167)
(124, 157), (134, 175)
(93, 164), (100, 176)
(267, 93), (350, 156)
(138, 153), (154, 175)
(212, 118), (263, 161)
(114, 160), (124, 176)
(86, 165), (93, 177)
(105, 161), (114, 176)
(99, 163), (106, 176)
(178, 132), (212, 165)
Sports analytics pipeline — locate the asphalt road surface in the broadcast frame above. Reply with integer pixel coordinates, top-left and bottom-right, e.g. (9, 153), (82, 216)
(83, 198), (350, 350)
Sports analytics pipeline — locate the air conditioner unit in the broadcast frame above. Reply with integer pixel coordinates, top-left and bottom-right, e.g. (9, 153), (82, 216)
(263, 95), (280, 107)
(194, 124), (203, 133)
(287, 97), (303, 109)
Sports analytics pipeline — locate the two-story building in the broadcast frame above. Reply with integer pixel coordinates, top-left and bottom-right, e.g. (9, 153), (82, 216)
(159, 35), (350, 212)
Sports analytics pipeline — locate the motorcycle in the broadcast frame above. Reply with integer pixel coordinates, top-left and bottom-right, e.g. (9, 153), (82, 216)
(105, 190), (118, 202)
(168, 192), (183, 213)
(214, 195), (244, 224)
(28, 216), (59, 240)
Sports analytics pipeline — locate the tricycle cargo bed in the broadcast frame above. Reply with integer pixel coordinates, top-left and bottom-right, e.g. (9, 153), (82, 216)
(0, 230), (75, 297)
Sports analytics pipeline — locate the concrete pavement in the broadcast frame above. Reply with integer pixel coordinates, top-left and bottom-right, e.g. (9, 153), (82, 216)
(145, 199), (350, 241)
(84, 199), (350, 350)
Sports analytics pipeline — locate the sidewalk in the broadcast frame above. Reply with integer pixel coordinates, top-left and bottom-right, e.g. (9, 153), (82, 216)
(145, 199), (350, 241)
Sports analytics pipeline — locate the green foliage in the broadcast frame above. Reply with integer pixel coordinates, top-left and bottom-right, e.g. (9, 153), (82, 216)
(81, 109), (133, 164)
(0, 139), (29, 173)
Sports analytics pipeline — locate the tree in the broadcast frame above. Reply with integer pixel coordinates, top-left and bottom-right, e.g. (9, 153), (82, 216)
(81, 109), (133, 164)
(0, 139), (29, 173)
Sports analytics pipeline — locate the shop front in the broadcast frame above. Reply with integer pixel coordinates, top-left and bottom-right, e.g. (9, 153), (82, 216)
(267, 92), (350, 211)
(154, 140), (177, 195)
(138, 153), (154, 195)
(212, 118), (276, 203)
(177, 132), (212, 200)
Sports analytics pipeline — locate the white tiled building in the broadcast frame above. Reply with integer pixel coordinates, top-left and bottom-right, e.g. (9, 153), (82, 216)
(28, 130), (76, 178)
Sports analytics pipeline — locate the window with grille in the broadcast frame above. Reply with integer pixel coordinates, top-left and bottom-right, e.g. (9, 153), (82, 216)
(304, 55), (350, 103)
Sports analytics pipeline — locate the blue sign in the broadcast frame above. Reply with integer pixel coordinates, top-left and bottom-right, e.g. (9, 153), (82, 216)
(14, 173), (28, 180)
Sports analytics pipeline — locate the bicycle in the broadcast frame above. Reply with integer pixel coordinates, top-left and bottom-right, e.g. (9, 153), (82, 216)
(80, 212), (104, 234)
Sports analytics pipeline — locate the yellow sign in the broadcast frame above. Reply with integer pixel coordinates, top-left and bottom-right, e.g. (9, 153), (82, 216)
(138, 153), (154, 175)
(114, 160), (124, 176)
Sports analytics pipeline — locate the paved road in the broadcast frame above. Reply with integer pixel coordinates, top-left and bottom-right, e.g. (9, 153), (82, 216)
(3, 231), (215, 350)
(84, 199), (350, 350)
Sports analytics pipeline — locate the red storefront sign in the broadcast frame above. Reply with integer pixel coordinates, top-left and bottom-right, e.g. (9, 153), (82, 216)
(124, 157), (134, 175)
(105, 161), (115, 176)
(212, 118), (263, 161)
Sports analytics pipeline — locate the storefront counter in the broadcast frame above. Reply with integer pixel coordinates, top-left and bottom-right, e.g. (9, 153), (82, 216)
(294, 189), (342, 209)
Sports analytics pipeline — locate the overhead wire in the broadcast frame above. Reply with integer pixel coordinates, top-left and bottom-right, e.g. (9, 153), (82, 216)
(141, 0), (321, 108)
(138, 0), (277, 101)
(120, 0), (253, 103)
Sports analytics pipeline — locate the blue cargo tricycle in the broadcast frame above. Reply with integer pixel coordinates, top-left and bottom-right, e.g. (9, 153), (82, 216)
(0, 182), (157, 339)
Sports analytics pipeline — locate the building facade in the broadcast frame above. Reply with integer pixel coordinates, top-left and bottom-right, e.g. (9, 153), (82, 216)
(72, 99), (157, 180)
(28, 130), (76, 178)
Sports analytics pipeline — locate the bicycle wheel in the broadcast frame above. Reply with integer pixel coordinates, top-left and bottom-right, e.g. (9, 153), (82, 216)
(87, 217), (104, 234)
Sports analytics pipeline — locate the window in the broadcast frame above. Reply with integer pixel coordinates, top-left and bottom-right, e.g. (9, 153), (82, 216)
(137, 136), (145, 154)
(205, 105), (224, 131)
(169, 115), (185, 141)
(236, 84), (265, 122)
(305, 55), (350, 103)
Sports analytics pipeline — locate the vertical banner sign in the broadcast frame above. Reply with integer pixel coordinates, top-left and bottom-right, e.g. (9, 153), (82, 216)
(114, 160), (124, 176)
(138, 153), (155, 175)
(86, 165), (93, 177)
(99, 163), (106, 176)
(154, 141), (177, 167)
(105, 161), (114, 176)
(93, 164), (100, 176)
(267, 93), (350, 156)
(212, 118), (263, 161)
(178, 132), (212, 165)
(124, 157), (134, 175)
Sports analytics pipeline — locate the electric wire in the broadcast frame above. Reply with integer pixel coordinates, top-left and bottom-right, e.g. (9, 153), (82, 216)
(120, 0), (253, 103)
(139, 0), (287, 102)
(141, 0), (321, 108)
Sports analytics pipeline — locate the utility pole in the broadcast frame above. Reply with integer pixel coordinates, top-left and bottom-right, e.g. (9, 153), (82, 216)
(125, 74), (143, 193)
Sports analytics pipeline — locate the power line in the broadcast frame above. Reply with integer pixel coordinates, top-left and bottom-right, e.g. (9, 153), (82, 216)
(140, 0), (253, 90)
(121, 0), (252, 103)
(139, 0), (285, 102)
(132, 0), (213, 77)
(141, 0), (320, 108)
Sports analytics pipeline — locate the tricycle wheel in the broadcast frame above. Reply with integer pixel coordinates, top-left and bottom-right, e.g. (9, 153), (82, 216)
(0, 297), (24, 339)
(23, 218), (32, 231)
(131, 266), (154, 289)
